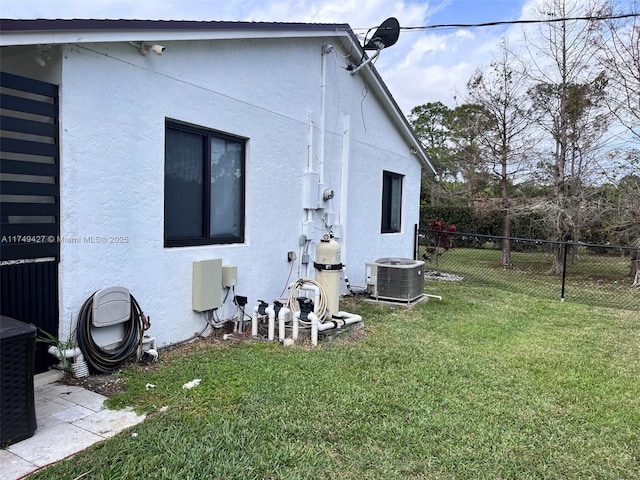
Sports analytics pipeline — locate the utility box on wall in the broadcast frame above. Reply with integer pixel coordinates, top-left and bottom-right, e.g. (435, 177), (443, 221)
(222, 265), (238, 287)
(192, 259), (222, 312)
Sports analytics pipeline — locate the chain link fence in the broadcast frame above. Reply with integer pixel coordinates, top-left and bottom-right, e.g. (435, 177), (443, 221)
(416, 229), (639, 312)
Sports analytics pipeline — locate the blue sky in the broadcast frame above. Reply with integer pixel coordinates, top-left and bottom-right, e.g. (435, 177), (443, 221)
(0, 0), (615, 114)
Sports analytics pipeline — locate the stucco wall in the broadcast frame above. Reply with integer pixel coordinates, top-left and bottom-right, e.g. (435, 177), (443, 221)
(2, 37), (423, 346)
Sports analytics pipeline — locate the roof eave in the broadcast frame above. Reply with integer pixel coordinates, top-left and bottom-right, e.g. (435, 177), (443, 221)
(0, 19), (353, 46)
(0, 18), (436, 176)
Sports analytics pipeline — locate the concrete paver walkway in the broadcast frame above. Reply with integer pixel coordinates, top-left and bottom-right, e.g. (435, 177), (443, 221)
(1, 371), (145, 479)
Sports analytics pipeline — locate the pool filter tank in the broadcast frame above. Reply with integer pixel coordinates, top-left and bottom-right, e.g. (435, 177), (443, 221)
(314, 234), (342, 318)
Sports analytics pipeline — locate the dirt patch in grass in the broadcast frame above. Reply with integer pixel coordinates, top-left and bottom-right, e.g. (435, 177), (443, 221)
(60, 325), (234, 396)
(61, 316), (366, 397)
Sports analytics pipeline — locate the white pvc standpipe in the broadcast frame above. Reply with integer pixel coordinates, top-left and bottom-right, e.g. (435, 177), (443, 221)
(310, 313), (341, 347)
(310, 312), (319, 346)
(251, 305), (260, 337)
(266, 305), (276, 341)
(292, 313), (300, 342)
(278, 307), (290, 342)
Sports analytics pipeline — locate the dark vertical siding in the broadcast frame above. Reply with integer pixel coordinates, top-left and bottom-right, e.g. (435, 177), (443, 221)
(1, 262), (58, 372)
(1, 71), (60, 373)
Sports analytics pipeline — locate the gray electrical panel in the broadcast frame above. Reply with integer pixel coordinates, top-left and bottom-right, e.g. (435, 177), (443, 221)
(192, 259), (222, 311)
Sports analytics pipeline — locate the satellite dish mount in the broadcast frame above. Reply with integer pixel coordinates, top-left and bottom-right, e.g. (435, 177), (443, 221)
(350, 17), (400, 75)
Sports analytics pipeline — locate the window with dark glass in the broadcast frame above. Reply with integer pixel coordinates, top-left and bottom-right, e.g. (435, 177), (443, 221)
(381, 171), (403, 233)
(164, 120), (245, 246)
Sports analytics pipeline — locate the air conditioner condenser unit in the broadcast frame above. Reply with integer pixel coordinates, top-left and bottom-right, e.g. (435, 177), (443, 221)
(366, 258), (425, 303)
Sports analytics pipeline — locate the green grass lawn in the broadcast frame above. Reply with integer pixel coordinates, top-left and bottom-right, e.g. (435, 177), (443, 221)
(30, 283), (639, 479)
(424, 247), (638, 310)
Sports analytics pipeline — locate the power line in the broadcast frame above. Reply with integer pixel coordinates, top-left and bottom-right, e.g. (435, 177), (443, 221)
(353, 13), (638, 34)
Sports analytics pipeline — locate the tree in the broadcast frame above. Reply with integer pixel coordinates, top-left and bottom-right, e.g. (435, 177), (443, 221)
(523, 0), (610, 274)
(595, 0), (640, 143)
(446, 103), (495, 202)
(614, 172), (640, 280)
(409, 102), (454, 205)
(466, 38), (533, 267)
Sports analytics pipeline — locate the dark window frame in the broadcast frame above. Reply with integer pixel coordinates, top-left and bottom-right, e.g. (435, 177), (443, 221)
(381, 170), (403, 234)
(164, 119), (246, 247)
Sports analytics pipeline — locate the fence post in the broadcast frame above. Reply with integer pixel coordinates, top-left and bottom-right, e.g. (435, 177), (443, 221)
(561, 241), (569, 302)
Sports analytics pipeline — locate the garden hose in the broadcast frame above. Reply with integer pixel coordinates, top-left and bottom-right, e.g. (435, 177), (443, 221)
(77, 292), (145, 373)
(287, 277), (328, 325)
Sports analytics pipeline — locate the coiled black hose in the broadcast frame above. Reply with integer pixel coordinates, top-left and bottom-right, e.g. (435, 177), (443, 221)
(77, 292), (144, 373)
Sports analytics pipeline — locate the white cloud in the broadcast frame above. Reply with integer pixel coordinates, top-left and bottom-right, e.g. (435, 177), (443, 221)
(1, 0), (532, 112)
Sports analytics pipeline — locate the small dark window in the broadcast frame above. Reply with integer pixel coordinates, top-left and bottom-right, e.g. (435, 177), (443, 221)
(164, 120), (245, 247)
(381, 171), (403, 233)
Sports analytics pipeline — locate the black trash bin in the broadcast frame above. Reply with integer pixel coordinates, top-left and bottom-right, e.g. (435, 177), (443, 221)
(0, 315), (38, 446)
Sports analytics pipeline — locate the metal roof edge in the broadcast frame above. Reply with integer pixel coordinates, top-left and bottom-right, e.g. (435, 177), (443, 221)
(0, 18), (351, 33)
(0, 18), (435, 176)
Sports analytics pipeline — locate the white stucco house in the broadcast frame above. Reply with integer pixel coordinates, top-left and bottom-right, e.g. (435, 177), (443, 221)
(0, 19), (435, 355)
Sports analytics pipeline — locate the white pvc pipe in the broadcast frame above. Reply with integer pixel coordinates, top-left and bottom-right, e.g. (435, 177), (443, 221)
(266, 305), (276, 341)
(311, 312), (319, 346)
(292, 312), (300, 342)
(335, 311), (363, 326)
(311, 313), (341, 346)
(307, 114), (314, 172)
(48, 345), (81, 360)
(278, 307), (290, 342)
(319, 44), (332, 185)
(339, 114), (350, 277)
(251, 305), (260, 337)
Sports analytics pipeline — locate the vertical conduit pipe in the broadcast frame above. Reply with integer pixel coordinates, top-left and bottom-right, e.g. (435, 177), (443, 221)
(339, 114), (351, 283)
(319, 45), (332, 186)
